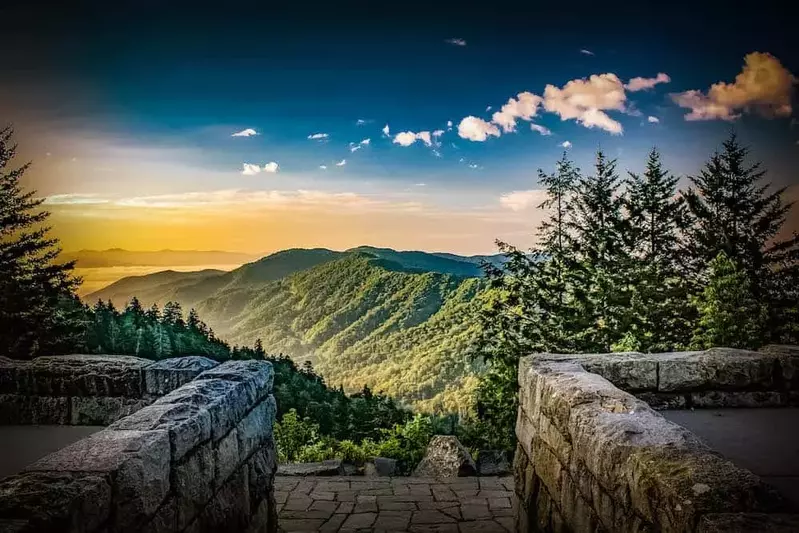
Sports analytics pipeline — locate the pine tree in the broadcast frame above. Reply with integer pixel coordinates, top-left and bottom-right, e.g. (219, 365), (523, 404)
(0, 127), (86, 358)
(623, 149), (693, 351)
(254, 338), (266, 358)
(691, 252), (768, 349)
(683, 133), (799, 343)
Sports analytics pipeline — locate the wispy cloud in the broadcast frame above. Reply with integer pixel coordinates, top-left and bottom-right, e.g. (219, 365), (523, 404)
(360, 138), (371, 145)
(319, 165), (327, 170)
(41, 193), (110, 205)
(432, 149), (442, 158)
(336, 159), (347, 166)
(356, 119), (367, 125)
(561, 141), (572, 149)
(231, 128), (258, 137)
(499, 190), (548, 211)
(241, 162), (279, 175)
(445, 38), (467, 46)
(350, 144), (362, 153)
(671, 52), (794, 121)
(382, 124), (390, 137)
(647, 116), (660, 123)
(625, 73), (671, 92)
(446, 120), (453, 130)
(530, 124), (552, 136)
(580, 49), (595, 56)
(307, 133), (329, 140)
(262, 162), (279, 173)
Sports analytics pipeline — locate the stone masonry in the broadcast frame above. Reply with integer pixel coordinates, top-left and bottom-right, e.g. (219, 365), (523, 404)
(0, 357), (278, 533)
(514, 348), (799, 532)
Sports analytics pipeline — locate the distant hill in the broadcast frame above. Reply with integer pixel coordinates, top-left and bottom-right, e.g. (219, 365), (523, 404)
(86, 247), (503, 411)
(61, 248), (261, 268)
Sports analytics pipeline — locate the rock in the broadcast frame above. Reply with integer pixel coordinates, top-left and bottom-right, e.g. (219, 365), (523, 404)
(364, 457), (397, 477)
(27, 354), (152, 397)
(143, 356), (219, 396)
(70, 396), (150, 425)
(277, 460), (344, 476)
(476, 450), (510, 476)
(412, 436), (477, 477)
(196, 360), (274, 403)
(697, 513), (799, 532)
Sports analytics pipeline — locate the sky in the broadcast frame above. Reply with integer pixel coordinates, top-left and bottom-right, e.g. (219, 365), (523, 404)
(2, 1), (797, 255)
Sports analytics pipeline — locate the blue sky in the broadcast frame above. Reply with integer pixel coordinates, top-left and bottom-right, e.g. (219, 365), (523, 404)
(1, 1), (797, 254)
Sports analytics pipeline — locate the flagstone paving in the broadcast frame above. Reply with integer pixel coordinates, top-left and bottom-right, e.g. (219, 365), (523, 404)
(276, 476), (516, 532)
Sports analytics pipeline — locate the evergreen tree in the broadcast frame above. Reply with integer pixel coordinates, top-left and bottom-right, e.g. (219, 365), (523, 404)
(691, 252), (768, 349)
(254, 338), (266, 358)
(623, 149), (693, 351)
(0, 127), (86, 358)
(683, 133), (799, 343)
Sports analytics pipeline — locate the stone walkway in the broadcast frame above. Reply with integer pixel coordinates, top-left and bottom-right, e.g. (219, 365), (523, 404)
(275, 476), (517, 532)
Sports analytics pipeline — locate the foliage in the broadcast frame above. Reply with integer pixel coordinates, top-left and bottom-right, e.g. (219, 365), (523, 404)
(274, 408), (320, 463)
(0, 127), (86, 358)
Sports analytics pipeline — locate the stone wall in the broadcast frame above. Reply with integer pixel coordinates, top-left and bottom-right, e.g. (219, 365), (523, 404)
(0, 359), (278, 533)
(0, 355), (219, 425)
(514, 349), (798, 533)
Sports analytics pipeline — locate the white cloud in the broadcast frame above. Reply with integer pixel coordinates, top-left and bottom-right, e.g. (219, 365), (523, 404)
(360, 138), (371, 145)
(468, 163), (480, 169)
(486, 106), (492, 112)
(530, 124), (552, 136)
(319, 165), (327, 170)
(499, 190), (548, 211)
(561, 141), (572, 149)
(445, 38), (467, 46)
(492, 91), (543, 132)
(241, 163), (262, 175)
(307, 133), (329, 140)
(350, 144), (362, 153)
(432, 130), (444, 138)
(446, 120), (453, 130)
(356, 119), (366, 125)
(393, 131), (432, 147)
(231, 128), (258, 137)
(382, 124), (390, 136)
(671, 52), (795, 121)
(432, 149), (442, 157)
(415, 183), (426, 187)
(262, 162), (279, 173)
(647, 116), (660, 123)
(457, 116), (500, 142)
(580, 49), (595, 56)
(41, 193), (110, 205)
(625, 73), (671, 92)
(336, 159), (347, 166)
(543, 74), (626, 134)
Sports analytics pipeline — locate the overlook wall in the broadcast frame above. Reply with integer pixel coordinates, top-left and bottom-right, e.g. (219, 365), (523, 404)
(0, 356), (278, 533)
(0, 355), (219, 425)
(514, 348), (799, 532)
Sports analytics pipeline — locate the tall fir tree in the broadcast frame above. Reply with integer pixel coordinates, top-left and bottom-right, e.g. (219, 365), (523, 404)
(0, 127), (87, 358)
(623, 149), (693, 351)
(683, 133), (799, 343)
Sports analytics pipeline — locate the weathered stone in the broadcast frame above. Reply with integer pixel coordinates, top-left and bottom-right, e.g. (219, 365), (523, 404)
(0, 357), (26, 394)
(143, 356), (218, 396)
(582, 355), (657, 391)
(697, 513), (799, 532)
(248, 443), (277, 514)
(142, 497), (177, 533)
(109, 400), (212, 461)
(25, 429), (171, 533)
(0, 471), (111, 533)
(691, 390), (786, 408)
(476, 450), (511, 477)
(27, 354), (151, 397)
(196, 360), (274, 402)
(412, 436), (477, 477)
(174, 442), (215, 530)
(196, 467), (250, 533)
(215, 428), (240, 488)
(237, 396), (276, 462)
(364, 457), (397, 477)
(0, 394), (69, 425)
(277, 460), (344, 476)
(635, 391), (687, 410)
(70, 396), (150, 425)
(658, 349), (776, 392)
(340, 512), (377, 529)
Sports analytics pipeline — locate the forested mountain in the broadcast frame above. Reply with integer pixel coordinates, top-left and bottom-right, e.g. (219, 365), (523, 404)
(87, 249), (491, 412)
(61, 248), (261, 267)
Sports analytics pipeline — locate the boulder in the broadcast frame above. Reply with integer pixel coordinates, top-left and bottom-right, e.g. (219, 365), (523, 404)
(412, 436), (477, 477)
(364, 457), (397, 477)
(476, 450), (510, 476)
(277, 460), (344, 476)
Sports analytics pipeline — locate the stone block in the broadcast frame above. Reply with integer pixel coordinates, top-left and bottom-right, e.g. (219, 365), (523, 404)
(691, 390), (786, 408)
(0, 357), (26, 394)
(215, 428), (240, 488)
(532, 439), (563, 497)
(174, 442), (215, 530)
(559, 473), (599, 533)
(0, 471), (111, 533)
(658, 349), (775, 392)
(697, 513), (799, 532)
(27, 354), (150, 397)
(141, 497), (177, 533)
(412, 435), (477, 477)
(237, 396), (276, 462)
(70, 396), (150, 425)
(582, 357), (658, 391)
(25, 429), (171, 533)
(196, 467), (250, 533)
(247, 443), (277, 515)
(110, 398), (213, 462)
(0, 394), (69, 425)
(634, 391), (687, 410)
(195, 360), (274, 402)
(142, 356), (218, 396)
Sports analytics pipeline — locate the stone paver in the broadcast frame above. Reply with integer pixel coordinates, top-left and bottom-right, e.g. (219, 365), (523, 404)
(276, 476), (516, 532)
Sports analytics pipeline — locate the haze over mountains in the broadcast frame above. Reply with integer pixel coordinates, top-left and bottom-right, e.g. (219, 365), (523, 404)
(85, 246), (505, 411)
(62, 249), (262, 268)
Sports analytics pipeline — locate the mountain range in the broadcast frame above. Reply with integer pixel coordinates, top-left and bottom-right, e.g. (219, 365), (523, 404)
(62, 248), (262, 268)
(86, 247), (505, 412)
